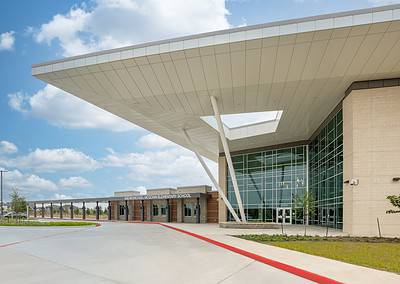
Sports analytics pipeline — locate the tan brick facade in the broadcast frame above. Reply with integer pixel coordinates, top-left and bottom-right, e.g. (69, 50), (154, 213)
(109, 186), (217, 224)
(343, 86), (400, 237)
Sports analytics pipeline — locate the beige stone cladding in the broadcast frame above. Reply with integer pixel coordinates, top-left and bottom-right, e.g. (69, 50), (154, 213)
(146, 188), (176, 195)
(343, 86), (400, 237)
(176, 185), (211, 194)
(177, 186), (209, 223)
(151, 199), (168, 222)
(117, 201), (125, 220)
(182, 197), (207, 223)
(128, 200), (134, 221)
(112, 191), (139, 221)
(111, 200), (134, 221)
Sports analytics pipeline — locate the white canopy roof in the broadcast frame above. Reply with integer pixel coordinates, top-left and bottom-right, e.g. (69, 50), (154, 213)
(33, 4), (400, 161)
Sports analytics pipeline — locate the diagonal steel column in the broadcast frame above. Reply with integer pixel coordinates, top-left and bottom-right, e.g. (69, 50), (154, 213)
(182, 129), (241, 223)
(210, 96), (246, 222)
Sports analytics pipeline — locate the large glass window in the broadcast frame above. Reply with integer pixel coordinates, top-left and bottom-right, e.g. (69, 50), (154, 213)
(226, 107), (343, 228)
(119, 205), (125, 216)
(152, 204), (159, 216)
(184, 204), (193, 217)
(309, 109), (343, 229)
(160, 205), (167, 216)
(227, 145), (307, 223)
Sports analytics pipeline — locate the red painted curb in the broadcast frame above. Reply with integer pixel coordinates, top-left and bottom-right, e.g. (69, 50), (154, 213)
(158, 223), (343, 284)
(0, 240), (26, 248)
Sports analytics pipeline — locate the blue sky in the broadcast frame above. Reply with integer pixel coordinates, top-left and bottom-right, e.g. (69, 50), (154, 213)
(0, 0), (397, 201)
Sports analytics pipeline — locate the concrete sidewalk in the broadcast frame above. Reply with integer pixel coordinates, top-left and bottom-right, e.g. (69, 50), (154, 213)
(163, 223), (400, 284)
(0, 223), (313, 284)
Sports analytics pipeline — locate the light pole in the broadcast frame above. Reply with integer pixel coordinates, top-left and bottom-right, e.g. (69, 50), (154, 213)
(0, 170), (8, 218)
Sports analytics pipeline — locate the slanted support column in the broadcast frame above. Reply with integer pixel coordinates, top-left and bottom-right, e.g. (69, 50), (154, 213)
(50, 203), (53, 219)
(196, 197), (200, 224)
(33, 203), (37, 218)
(182, 129), (241, 223)
(70, 202), (74, 219)
(140, 200), (144, 222)
(124, 200), (129, 221)
(108, 201), (112, 221)
(96, 201), (100, 220)
(166, 199), (171, 223)
(41, 203), (45, 218)
(60, 202), (63, 219)
(210, 96), (246, 222)
(82, 202), (86, 220)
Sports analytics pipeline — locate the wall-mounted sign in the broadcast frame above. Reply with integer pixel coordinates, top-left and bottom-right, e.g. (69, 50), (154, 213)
(126, 193), (193, 200)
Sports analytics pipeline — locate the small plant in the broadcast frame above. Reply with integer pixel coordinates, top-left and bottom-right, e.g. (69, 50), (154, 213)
(292, 191), (316, 236)
(10, 187), (27, 214)
(386, 195), (400, 214)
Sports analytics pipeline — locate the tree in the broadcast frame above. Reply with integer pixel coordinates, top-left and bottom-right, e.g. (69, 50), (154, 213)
(386, 195), (400, 214)
(10, 187), (27, 213)
(293, 191), (316, 236)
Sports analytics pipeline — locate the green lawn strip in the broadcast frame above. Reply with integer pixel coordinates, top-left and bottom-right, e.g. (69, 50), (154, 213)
(0, 220), (98, 226)
(237, 235), (400, 274)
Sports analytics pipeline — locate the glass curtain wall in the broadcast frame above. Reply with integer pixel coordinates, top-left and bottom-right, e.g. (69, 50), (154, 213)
(227, 146), (307, 223)
(309, 108), (343, 229)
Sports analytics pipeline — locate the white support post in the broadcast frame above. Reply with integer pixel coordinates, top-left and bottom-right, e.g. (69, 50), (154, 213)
(210, 96), (246, 222)
(182, 129), (241, 223)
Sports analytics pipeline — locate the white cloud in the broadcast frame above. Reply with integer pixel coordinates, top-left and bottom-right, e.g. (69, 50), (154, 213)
(118, 185), (146, 194)
(1, 169), (58, 194)
(53, 193), (73, 200)
(58, 176), (92, 188)
(367, 0), (400, 5)
(34, 0), (230, 56)
(2, 148), (100, 173)
(7, 92), (28, 113)
(137, 133), (176, 149)
(0, 141), (18, 155)
(8, 84), (138, 132)
(0, 31), (15, 51)
(103, 145), (216, 188)
(22, 1), (231, 133)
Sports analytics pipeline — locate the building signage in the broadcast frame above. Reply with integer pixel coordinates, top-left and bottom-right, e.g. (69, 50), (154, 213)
(126, 193), (193, 200)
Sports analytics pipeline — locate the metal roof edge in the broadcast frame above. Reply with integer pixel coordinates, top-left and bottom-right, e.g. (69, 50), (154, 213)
(31, 4), (400, 68)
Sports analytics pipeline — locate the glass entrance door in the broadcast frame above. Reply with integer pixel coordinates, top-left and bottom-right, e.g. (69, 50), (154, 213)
(327, 207), (335, 227)
(277, 208), (291, 224)
(321, 207), (335, 227)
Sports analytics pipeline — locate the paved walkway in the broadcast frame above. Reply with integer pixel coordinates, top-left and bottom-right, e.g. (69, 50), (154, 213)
(164, 223), (400, 284)
(1, 222), (398, 283)
(0, 223), (312, 284)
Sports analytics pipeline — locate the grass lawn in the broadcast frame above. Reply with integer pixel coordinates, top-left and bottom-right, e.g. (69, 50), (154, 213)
(237, 235), (400, 274)
(0, 219), (98, 227)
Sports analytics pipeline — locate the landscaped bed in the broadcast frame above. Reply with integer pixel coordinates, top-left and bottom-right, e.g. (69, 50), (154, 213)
(0, 219), (98, 227)
(237, 234), (400, 274)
